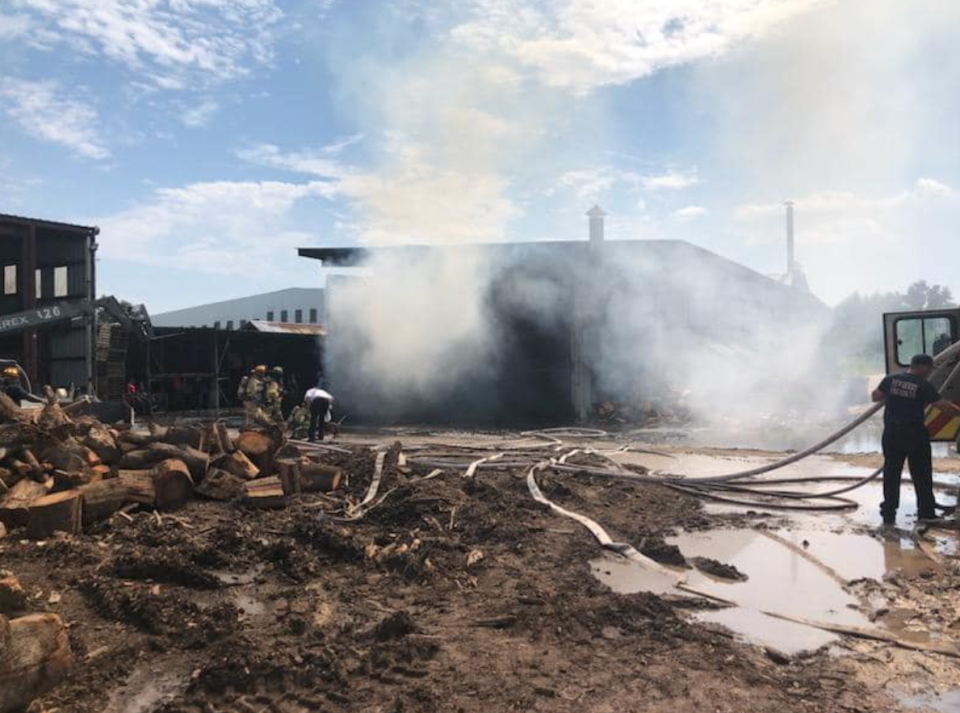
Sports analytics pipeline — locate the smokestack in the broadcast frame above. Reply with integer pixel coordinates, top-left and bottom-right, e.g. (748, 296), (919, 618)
(587, 205), (606, 244)
(785, 201), (795, 275)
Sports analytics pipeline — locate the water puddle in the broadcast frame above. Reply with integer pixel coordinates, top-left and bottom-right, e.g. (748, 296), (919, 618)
(897, 689), (960, 713)
(591, 524), (947, 655)
(103, 661), (190, 713)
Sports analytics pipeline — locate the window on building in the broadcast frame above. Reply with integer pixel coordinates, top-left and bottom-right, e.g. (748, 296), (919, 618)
(280, 310), (289, 323)
(309, 308), (318, 324)
(214, 321), (221, 329)
(266, 311), (275, 321)
(4, 265), (17, 295)
(226, 320), (234, 331)
(53, 266), (68, 297)
(295, 309), (303, 324)
(35, 269), (42, 299)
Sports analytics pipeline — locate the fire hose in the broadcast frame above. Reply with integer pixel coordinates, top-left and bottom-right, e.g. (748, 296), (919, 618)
(406, 405), (894, 512)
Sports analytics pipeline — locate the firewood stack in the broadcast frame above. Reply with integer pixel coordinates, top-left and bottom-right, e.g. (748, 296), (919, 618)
(0, 390), (342, 540)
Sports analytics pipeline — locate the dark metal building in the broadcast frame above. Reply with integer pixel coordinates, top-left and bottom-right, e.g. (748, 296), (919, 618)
(0, 214), (98, 390)
(125, 326), (323, 415)
(299, 216), (829, 426)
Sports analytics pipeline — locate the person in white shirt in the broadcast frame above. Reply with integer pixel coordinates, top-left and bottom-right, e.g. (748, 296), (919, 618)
(305, 385), (334, 442)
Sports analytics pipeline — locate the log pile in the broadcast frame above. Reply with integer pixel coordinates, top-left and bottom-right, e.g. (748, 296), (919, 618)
(0, 393), (340, 539)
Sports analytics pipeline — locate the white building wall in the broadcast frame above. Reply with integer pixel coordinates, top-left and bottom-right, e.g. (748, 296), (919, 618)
(153, 288), (324, 329)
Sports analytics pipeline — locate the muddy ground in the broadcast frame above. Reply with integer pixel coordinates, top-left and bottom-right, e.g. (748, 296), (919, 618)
(3, 433), (960, 713)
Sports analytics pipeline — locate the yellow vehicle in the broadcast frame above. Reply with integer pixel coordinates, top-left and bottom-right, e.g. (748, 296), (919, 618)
(884, 308), (960, 446)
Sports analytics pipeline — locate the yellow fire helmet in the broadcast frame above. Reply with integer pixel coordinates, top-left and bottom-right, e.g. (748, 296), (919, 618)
(254, 365), (267, 375)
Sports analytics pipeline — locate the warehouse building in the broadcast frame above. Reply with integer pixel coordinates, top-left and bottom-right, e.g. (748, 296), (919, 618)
(299, 208), (828, 425)
(153, 288), (324, 330)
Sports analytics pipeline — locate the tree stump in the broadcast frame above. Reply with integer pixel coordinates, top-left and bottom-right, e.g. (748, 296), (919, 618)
(0, 613), (73, 713)
(26, 490), (82, 539)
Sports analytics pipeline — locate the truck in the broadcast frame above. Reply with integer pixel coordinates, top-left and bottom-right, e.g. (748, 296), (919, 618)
(884, 308), (960, 448)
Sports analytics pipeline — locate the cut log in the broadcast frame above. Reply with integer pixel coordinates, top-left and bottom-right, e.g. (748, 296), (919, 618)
(52, 468), (101, 491)
(79, 479), (131, 526)
(0, 479), (52, 529)
(153, 459), (194, 509)
(276, 458), (302, 495)
(147, 444), (209, 482)
(82, 425), (120, 465)
(0, 522), (5, 540)
(0, 392), (30, 425)
(0, 613), (73, 713)
(0, 577), (26, 615)
(118, 429), (167, 448)
(119, 461), (192, 511)
(162, 426), (202, 449)
(20, 450), (45, 479)
(118, 449), (158, 470)
(0, 469), (19, 492)
(216, 422), (234, 453)
(26, 490), (82, 539)
(117, 469), (157, 506)
(44, 449), (89, 474)
(300, 463), (342, 493)
(218, 451), (259, 480)
(244, 476), (286, 509)
(236, 431), (278, 473)
(195, 468), (245, 501)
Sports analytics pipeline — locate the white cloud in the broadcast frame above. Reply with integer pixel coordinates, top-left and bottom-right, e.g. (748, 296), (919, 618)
(10, 0), (283, 86)
(236, 142), (350, 182)
(0, 12), (32, 39)
(453, 0), (829, 92)
(642, 169), (701, 190)
(557, 167), (640, 202)
(734, 180), (960, 247)
(180, 99), (220, 128)
(673, 205), (707, 220)
(98, 180), (331, 273)
(915, 177), (953, 196)
(0, 76), (109, 158)
(239, 138), (520, 245)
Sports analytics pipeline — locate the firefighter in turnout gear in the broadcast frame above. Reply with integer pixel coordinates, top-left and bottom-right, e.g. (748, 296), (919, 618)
(263, 366), (285, 423)
(238, 365), (267, 427)
(287, 401), (310, 440)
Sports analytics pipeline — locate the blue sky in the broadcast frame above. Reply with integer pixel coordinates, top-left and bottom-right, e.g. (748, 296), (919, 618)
(1, 0), (959, 313)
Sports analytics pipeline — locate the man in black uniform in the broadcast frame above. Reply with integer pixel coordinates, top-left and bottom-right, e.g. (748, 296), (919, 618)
(872, 354), (960, 525)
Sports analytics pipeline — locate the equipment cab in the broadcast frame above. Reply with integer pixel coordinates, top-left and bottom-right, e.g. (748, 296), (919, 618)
(884, 308), (960, 444)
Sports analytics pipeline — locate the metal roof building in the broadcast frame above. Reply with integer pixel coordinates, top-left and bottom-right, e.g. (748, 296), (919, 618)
(299, 214), (828, 426)
(153, 288), (324, 330)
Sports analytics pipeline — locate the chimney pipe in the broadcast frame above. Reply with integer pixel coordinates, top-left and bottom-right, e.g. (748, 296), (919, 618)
(587, 205), (606, 244)
(785, 201), (795, 275)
